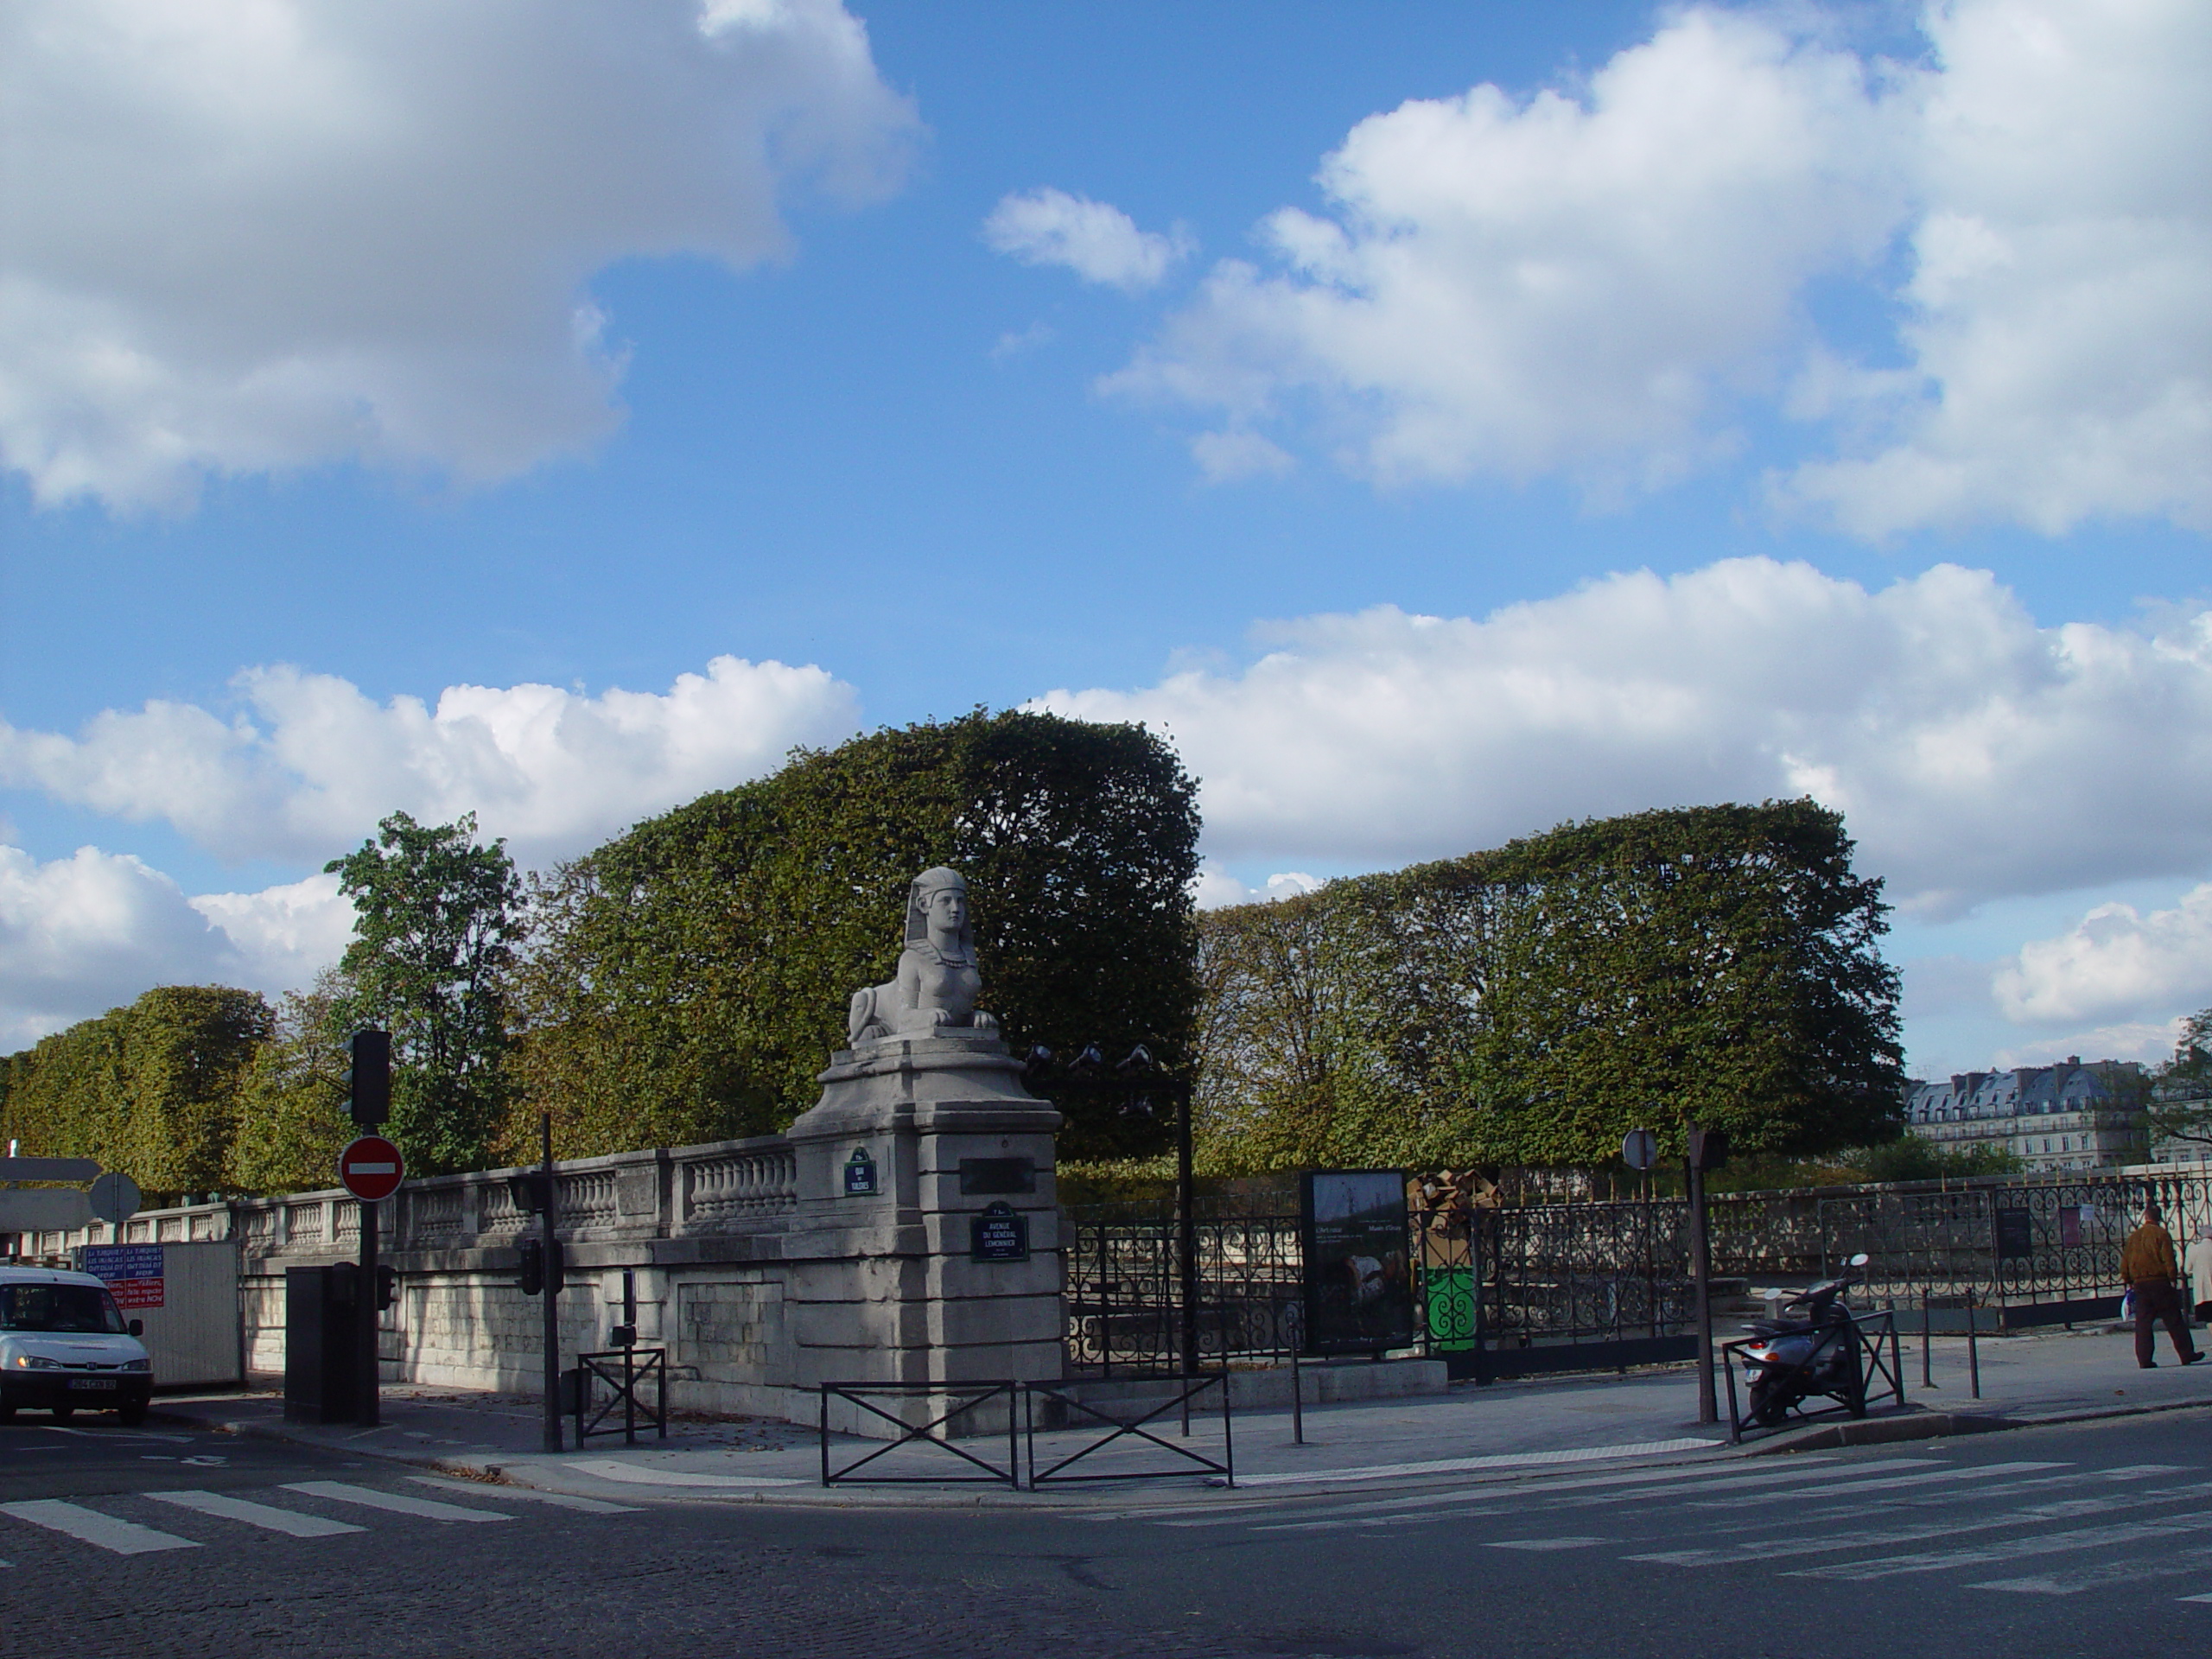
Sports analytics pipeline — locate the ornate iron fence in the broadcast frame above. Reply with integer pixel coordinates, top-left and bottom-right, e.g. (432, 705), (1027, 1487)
(1062, 1170), (2212, 1376)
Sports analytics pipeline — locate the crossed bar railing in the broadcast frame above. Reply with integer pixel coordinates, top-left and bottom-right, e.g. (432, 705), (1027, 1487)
(1719, 1309), (1906, 1446)
(817, 1376), (1236, 1490)
(574, 1347), (669, 1446)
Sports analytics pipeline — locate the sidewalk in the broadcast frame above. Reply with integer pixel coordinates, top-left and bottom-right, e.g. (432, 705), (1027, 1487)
(154, 1319), (2212, 1506)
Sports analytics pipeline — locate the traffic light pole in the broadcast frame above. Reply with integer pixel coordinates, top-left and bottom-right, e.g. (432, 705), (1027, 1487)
(1688, 1134), (1717, 1427)
(356, 1192), (379, 1427)
(539, 1113), (563, 1453)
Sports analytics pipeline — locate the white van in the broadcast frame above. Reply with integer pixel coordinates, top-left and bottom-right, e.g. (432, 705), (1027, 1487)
(0, 1265), (153, 1426)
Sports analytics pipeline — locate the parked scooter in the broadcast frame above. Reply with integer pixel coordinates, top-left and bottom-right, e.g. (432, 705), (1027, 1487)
(1738, 1252), (1872, 1426)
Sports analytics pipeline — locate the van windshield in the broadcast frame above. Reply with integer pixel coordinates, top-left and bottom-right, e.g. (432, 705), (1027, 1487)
(0, 1284), (128, 1334)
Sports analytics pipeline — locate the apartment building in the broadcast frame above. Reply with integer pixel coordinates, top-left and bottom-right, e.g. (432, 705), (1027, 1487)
(1904, 1057), (2146, 1173)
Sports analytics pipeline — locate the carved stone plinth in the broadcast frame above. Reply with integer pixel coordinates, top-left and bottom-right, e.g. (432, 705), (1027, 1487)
(782, 1032), (1062, 1433)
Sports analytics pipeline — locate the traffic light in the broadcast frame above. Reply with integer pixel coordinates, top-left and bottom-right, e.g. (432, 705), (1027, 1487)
(508, 1173), (552, 1215)
(518, 1237), (564, 1297)
(375, 1266), (397, 1313)
(1688, 1127), (1730, 1172)
(348, 1030), (391, 1128)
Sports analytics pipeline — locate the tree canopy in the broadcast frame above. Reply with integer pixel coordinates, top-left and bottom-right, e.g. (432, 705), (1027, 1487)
(1193, 800), (1905, 1171)
(0, 984), (270, 1200)
(327, 810), (523, 1176)
(512, 709), (1202, 1159)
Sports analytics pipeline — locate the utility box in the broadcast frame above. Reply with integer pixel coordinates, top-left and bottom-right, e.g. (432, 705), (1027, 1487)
(284, 1264), (361, 1424)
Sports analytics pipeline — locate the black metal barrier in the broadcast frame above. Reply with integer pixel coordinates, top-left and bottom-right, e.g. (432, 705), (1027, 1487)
(817, 1376), (1236, 1490)
(575, 1347), (669, 1446)
(1721, 1310), (1905, 1445)
(1025, 1374), (1233, 1489)
(819, 1382), (1020, 1487)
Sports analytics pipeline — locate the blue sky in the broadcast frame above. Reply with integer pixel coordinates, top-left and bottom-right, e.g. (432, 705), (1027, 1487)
(3, 0), (2209, 1081)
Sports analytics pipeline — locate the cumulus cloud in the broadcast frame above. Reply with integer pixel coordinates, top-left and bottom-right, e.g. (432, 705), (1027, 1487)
(1037, 557), (2212, 918)
(0, 655), (863, 867)
(1192, 866), (1323, 909)
(1116, 0), (2212, 534)
(983, 188), (1192, 291)
(1994, 884), (2212, 1027)
(0, 0), (917, 511)
(189, 873), (354, 1001)
(1778, 0), (2212, 536)
(1109, 8), (1904, 490)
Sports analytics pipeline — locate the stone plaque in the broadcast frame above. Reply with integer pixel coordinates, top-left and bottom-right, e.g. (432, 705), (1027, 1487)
(957, 1156), (1035, 1195)
(842, 1147), (879, 1198)
(969, 1200), (1029, 1262)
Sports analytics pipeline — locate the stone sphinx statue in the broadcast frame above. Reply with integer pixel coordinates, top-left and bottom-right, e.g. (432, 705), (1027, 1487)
(847, 867), (1000, 1046)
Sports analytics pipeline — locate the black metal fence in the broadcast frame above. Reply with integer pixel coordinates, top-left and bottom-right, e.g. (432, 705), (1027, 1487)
(1064, 1169), (2212, 1376)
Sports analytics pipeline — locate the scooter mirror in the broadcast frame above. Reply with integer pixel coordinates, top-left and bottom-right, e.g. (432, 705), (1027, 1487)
(1848, 1252), (1871, 1268)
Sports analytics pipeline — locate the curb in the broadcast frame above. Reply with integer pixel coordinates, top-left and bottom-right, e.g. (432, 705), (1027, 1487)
(1745, 1394), (2212, 1455)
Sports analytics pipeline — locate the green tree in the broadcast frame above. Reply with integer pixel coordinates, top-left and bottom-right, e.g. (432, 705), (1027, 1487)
(1192, 800), (1904, 1172)
(514, 710), (1200, 1160)
(0, 985), (270, 1199)
(224, 979), (357, 1194)
(327, 811), (522, 1175)
(2147, 1007), (2212, 1153)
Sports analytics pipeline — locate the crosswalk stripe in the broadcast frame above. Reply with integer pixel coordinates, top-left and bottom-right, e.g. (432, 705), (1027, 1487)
(1970, 1547), (2212, 1596)
(0, 1499), (199, 1555)
(1789, 1510), (2212, 1581)
(1230, 1438), (1724, 1489)
(406, 1477), (639, 1515)
(145, 1489), (365, 1538)
(1133, 1455), (1866, 1529)
(1685, 1460), (2064, 1506)
(1484, 1536), (1608, 1551)
(1630, 1483), (2212, 1568)
(280, 1482), (512, 1523)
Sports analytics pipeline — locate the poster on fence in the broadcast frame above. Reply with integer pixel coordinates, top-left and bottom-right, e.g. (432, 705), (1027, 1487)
(1301, 1170), (1414, 1354)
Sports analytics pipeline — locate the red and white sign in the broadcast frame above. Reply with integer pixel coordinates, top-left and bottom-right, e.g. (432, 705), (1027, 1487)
(338, 1135), (405, 1202)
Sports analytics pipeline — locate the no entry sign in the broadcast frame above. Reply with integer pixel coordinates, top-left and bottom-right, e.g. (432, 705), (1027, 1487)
(339, 1135), (405, 1202)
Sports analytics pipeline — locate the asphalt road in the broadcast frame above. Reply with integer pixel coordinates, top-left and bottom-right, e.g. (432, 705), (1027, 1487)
(4, 1409), (2211, 1656)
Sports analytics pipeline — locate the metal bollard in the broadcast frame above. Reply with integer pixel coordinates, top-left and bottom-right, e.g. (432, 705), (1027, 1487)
(1967, 1287), (1981, 1401)
(1923, 1287), (1936, 1389)
(1291, 1350), (1305, 1446)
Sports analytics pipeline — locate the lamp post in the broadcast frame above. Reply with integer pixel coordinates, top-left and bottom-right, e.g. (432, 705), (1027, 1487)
(1027, 1043), (1198, 1379)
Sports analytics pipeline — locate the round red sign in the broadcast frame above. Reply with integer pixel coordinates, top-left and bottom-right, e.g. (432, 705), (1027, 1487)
(339, 1135), (404, 1202)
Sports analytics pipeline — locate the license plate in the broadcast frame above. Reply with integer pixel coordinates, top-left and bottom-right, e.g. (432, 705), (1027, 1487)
(66, 1378), (118, 1391)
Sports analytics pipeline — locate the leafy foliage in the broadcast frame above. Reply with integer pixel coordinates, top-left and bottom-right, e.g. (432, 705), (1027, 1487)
(2148, 1007), (2212, 1150)
(0, 985), (270, 1200)
(512, 710), (1201, 1159)
(326, 811), (523, 1176)
(1195, 800), (1904, 1172)
(223, 980), (358, 1194)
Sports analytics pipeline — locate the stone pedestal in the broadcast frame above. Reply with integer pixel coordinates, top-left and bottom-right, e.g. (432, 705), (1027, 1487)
(782, 1031), (1062, 1435)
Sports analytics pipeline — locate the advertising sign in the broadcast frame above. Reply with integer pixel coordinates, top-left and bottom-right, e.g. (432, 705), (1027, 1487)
(1300, 1170), (1414, 1354)
(81, 1243), (165, 1310)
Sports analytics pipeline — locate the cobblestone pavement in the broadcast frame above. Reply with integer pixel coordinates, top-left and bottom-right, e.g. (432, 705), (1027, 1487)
(10, 1409), (2212, 1656)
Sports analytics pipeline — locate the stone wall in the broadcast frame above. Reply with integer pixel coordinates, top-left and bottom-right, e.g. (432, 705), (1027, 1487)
(31, 1044), (1067, 1433)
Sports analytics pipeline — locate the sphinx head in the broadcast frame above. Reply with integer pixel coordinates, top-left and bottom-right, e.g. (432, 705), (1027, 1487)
(905, 867), (974, 953)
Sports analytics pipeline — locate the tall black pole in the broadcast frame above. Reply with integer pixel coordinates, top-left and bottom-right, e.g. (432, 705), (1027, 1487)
(1176, 1080), (1198, 1379)
(540, 1112), (563, 1453)
(356, 1192), (379, 1427)
(1688, 1142), (1716, 1426)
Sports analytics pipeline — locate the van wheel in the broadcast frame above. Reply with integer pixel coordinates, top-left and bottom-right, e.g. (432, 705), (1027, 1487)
(117, 1403), (147, 1427)
(50, 1406), (73, 1421)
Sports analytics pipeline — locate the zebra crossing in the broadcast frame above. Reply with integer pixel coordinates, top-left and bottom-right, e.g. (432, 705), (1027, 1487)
(0, 1475), (639, 1563)
(1080, 1449), (2212, 1603)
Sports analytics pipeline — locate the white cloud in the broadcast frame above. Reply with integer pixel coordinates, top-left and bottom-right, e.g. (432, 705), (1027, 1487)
(0, 655), (863, 867)
(0, 0), (917, 512)
(1192, 866), (1324, 909)
(1778, 0), (2212, 535)
(1116, 1), (2212, 535)
(1036, 557), (2212, 918)
(1191, 429), (1294, 484)
(983, 188), (1192, 291)
(1109, 8), (1904, 491)
(1993, 883), (2212, 1027)
(189, 873), (354, 1001)
(0, 844), (236, 1047)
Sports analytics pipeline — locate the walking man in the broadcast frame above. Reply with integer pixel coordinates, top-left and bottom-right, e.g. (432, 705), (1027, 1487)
(2121, 1203), (2202, 1368)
